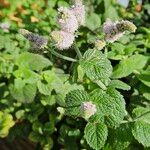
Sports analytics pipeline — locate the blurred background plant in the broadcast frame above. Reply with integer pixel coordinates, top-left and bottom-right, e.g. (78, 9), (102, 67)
(0, 0), (150, 149)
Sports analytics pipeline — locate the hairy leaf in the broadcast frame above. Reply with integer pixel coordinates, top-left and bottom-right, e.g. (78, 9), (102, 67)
(132, 107), (150, 147)
(108, 123), (133, 150)
(80, 50), (112, 81)
(90, 88), (126, 126)
(84, 122), (108, 150)
(65, 90), (89, 117)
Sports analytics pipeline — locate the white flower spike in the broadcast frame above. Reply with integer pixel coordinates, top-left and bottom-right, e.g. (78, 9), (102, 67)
(71, 0), (85, 26)
(58, 7), (78, 33)
(51, 30), (75, 50)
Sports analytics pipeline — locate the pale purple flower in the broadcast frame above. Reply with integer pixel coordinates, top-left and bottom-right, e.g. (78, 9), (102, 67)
(0, 22), (10, 32)
(58, 7), (78, 33)
(71, 0), (85, 26)
(80, 101), (97, 119)
(51, 30), (75, 50)
(19, 29), (48, 49)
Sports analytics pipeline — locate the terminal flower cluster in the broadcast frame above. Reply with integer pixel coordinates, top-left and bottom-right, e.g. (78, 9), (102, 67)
(103, 19), (137, 43)
(19, 29), (48, 49)
(51, 0), (85, 50)
(80, 101), (97, 119)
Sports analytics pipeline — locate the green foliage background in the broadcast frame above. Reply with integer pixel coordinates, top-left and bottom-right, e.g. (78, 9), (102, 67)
(0, 0), (150, 149)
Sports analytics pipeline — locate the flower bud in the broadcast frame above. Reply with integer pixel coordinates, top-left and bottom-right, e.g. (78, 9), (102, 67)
(58, 7), (78, 33)
(94, 40), (106, 50)
(103, 19), (136, 43)
(80, 101), (97, 119)
(19, 29), (48, 49)
(116, 20), (137, 33)
(51, 30), (75, 50)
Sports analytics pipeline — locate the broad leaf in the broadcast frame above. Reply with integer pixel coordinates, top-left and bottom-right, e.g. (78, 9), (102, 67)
(86, 13), (101, 31)
(108, 123), (133, 150)
(10, 83), (37, 103)
(84, 122), (108, 150)
(132, 121), (150, 147)
(109, 80), (131, 90)
(0, 112), (15, 138)
(16, 52), (52, 71)
(112, 54), (148, 78)
(90, 88), (126, 126)
(65, 90), (89, 117)
(132, 107), (150, 147)
(80, 50), (112, 81)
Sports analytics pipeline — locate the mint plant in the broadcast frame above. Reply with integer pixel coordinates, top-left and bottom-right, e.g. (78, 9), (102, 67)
(0, 0), (150, 149)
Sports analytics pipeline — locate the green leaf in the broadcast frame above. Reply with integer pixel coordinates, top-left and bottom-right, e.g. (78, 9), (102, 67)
(132, 107), (150, 123)
(13, 68), (41, 84)
(138, 72), (150, 87)
(56, 82), (84, 106)
(86, 13), (101, 31)
(37, 80), (52, 95)
(132, 107), (150, 147)
(0, 111), (15, 138)
(84, 122), (108, 150)
(143, 93), (150, 101)
(16, 52), (52, 71)
(108, 123), (133, 150)
(65, 90), (89, 117)
(104, 6), (119, 20)
(10, 83), (37, 103)
(109, 80), (131, 90)
(112, 54), (148, 78)
(90, 88), (126, 126)
(41, 95), (56, 106)
(80, 50), (112, 81)
(132, 121), (150, 147)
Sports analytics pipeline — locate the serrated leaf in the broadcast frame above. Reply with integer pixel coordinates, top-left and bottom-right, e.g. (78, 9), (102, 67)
(16, 52), (52, 71)
(132, 121), (150, 147)
(132, 107), (150, 147)
(109, 80), (131, 90)
(108, 123), (133, 150)
(112, 54), (148, 78)
(56, 82), (84, 106)
(65, 90), (89, 117)
(132, 107), (150, 123)
(80, 50), (112, 81)
(84, 122), (108, 150)
(90, 88), (126, 126)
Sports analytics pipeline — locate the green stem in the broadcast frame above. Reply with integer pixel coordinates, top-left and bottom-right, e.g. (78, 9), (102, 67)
(95, 80), (107, 90)
(126, 112), (133, 121)
(104, 47), (108, 57)
(74, 43), (82, 59)
(47, 48), (77, 62)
